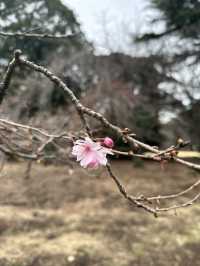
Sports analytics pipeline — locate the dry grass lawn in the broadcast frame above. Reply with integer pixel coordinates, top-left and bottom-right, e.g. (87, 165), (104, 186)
(0, 160), (199, 266)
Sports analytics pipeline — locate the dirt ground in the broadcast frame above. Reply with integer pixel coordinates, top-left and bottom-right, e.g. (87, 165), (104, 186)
(0, 160), (199, 266)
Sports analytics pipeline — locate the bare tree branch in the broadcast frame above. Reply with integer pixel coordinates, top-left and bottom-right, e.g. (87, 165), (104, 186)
(0, 31), (76, 40)
(0, 50), (199, 216)
(0, 50), (21, 104)
(106, 164), (158, 216)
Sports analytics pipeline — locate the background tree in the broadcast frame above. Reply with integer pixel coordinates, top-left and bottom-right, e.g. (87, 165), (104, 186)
(0, 0), (93, 116)
(138, 0), (200, 61)
(0, 0), (86, 65)
(136, 0), (200, 149)
(80, 53), (180, 147)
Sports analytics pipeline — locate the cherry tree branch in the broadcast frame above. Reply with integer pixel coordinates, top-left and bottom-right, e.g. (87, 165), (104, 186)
(0, 50), (200, 216)
(0, 31), (76, 40)
(106, 164), (158, 216)
(0, 50), (20, 104)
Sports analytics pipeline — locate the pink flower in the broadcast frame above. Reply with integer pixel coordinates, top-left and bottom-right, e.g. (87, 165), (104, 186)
(72, 137), (113, 169)
(103, 137), (114, 148)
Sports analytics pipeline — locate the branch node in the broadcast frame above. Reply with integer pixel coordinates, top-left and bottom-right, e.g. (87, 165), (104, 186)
(14, 49), (22, 59)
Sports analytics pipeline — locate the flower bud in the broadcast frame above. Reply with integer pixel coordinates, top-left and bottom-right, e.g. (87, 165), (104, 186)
(103, 137), (114, 148)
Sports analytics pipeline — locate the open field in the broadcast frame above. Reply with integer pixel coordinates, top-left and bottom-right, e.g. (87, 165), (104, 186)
(0, 160), (200, 266)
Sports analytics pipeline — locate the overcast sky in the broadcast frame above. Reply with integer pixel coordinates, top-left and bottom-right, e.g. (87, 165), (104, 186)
(62, 0), (152, 54)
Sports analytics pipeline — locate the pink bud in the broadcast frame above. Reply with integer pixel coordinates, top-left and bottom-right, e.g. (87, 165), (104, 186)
(103, 137), (114, 148)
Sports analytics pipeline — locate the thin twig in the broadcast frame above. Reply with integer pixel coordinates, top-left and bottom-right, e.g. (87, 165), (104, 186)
(0, 50), (20, 104)
(106, 164), (158, 216)
(155, 193), (200, 212)
(0, 119), (72, 141)
(0, 31), (76, 40)
(147, 179), (200, 201)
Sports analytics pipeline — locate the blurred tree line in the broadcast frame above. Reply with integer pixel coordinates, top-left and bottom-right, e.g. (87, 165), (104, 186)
(137, 0), (200, 148)
(0, 0), (200, 149)
(0, 0), (86, 62)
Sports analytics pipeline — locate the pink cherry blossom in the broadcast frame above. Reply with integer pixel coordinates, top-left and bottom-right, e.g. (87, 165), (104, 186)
(72, 137), (113, 169)
(103, 137), (114, 148)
